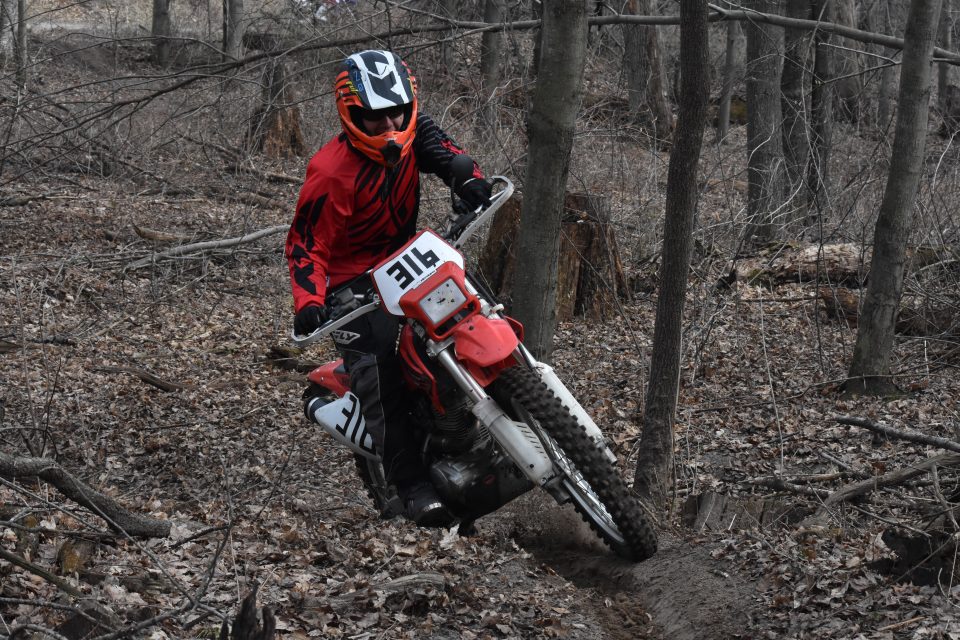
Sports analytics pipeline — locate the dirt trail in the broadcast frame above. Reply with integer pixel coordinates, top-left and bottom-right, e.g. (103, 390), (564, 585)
(499, 494), (759, 639)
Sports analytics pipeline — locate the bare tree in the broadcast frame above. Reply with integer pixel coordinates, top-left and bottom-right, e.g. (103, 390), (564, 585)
(634, 0), (710, 508)
(14, 0), (24, 87)
(743, 0), (786, 245)
(834, 0), (862, 122)
(223, 0), (244, 60)
(782, 0), (810, 217)
(0, 0), (13, 63)
(152, 0), (173, 66)
(847, 0), (943, 396)
(808, 0), (835, 229)
(939, 0), (953, 111)
(716, 19), (742, 142)
(479, 0), (504, 130)
(511, 0), (588, 360)
(623, 0), (673, 137)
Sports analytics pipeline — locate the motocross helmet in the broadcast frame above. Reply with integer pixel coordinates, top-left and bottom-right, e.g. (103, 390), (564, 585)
(334, 50), (418, 167)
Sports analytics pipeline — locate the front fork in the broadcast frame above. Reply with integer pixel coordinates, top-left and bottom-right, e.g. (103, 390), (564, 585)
(432, 341), (617, 492)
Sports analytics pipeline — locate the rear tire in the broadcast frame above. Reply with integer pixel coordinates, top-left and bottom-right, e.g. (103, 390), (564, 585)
(490, 366), (657, 561)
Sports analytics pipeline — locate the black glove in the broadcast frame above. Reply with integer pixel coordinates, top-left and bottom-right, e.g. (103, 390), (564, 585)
(456, 178), (493, 210)
(294, 304), (328, 336)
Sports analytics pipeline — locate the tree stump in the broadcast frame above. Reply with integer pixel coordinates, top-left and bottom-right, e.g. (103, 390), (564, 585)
(247, 59), (306, 158)
(478, 192), (629, 321)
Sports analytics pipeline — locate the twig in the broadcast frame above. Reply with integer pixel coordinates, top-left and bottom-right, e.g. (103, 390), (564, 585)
(91, 366), (195, 393)
(0, 548), (84, 598)
(125, 224), (288, 270)
(3, 624), (73, 640)
(745, 477), (831, 497)
(817, 450), (870, 479)
(169, 524), (229, 550)
(876, 617), (925, 633)
(931, 464), (960, 532)
(133, 224), (191, 243)
(835, 415), (960, 453)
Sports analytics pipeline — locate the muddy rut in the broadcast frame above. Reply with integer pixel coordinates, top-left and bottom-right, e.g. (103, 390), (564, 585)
(498, 494), (759, 640)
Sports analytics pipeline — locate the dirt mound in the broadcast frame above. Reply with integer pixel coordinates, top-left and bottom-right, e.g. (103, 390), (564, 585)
(500, 494), (759, 639)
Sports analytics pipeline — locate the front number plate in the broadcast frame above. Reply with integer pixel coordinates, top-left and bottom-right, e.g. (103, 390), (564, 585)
(372, 230), (464, 315)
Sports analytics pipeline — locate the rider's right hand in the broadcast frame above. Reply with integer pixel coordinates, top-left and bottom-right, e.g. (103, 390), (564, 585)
(294, 304), (329, 336)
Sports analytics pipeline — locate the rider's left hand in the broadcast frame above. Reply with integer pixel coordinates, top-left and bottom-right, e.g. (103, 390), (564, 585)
(457, 178), (492, 210)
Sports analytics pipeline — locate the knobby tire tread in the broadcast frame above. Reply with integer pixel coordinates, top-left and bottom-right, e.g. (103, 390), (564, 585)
(493, 366), (657, 561)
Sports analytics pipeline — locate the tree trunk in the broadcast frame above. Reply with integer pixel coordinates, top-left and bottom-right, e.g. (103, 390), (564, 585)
(634, 0), (710, 509)
(479, 0), (504, 131)
(847, 0), (942, 396)
(246, 59), (306, 158)
(716, 20), (742, 142)
(834, 0), (862, 122)
(874, 3), (897, 131)
(529, 0), (543, 80)
(623, 0), (673, 138)
(511, 0), (588, 361)
(223, 0), (244, 60)
(938, 0), (953, 111)
(781, 0), (810, 219)
(0, 0), (13, 65)
(13, 0), (24, 87)
(479, 192), (629, 321)
(440, 0), (458, 85)
(808, 0), (835, 231)
(744, 0), (785, 246)
(152, 0), (173, 67)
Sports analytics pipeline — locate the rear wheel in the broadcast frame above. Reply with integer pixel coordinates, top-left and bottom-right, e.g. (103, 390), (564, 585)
(490, 366), (657, 561)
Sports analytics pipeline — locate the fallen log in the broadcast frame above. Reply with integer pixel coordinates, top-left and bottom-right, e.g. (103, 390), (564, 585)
(803, 452), (960, 526)
(0, 452), (171, 537)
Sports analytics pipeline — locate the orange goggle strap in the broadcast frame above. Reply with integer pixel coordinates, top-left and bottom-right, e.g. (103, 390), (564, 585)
(334, 70), (418, 167)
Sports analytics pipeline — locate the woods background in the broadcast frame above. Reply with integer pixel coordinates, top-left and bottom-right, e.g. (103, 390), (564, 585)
(2, 0), (960, 638)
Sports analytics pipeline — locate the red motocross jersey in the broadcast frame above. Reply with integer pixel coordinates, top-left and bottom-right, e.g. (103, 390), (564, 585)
(285, 113), (480, 312)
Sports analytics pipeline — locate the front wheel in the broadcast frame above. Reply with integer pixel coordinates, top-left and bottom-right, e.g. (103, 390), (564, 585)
(490, 366), (657, 561)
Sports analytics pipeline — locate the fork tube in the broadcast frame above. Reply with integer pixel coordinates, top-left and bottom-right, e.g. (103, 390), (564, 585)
(435, 348), (488, 403)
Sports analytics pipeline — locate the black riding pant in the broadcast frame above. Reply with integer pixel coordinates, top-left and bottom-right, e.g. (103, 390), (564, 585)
(333, 306), (423, 489)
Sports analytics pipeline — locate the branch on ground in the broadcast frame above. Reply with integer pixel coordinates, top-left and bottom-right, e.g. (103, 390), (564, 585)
(0, 452), (171, 538)
(835, 415), (960, 453)
(803, 452), (960, 526)
(126, 225), (289, 270)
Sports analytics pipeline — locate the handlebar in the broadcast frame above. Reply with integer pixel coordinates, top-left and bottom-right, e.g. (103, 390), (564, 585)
(443, 175), (513, 249)
(290, 174), (514, 347)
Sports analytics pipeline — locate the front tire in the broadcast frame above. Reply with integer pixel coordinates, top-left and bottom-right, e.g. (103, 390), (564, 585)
(490, 366), (657, 561)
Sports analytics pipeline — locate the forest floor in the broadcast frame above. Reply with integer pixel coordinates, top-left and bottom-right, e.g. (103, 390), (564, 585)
(3, 13), (960, 640)
(3, 154), (960, 639)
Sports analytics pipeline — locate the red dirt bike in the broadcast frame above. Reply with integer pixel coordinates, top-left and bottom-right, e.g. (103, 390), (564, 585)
(292, 156), (657, 561)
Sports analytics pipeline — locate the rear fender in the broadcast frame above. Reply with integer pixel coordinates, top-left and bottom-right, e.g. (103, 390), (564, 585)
(308, 359), (351, 397)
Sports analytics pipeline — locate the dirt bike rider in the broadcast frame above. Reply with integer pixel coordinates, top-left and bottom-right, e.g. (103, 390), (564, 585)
(285, 50), (492, 527)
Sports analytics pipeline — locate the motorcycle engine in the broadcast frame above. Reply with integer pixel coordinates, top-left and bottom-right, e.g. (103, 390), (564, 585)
(429, 445), (532, 519)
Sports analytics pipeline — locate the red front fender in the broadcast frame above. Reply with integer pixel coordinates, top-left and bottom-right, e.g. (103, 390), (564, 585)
(452, 315), (520, 386)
